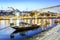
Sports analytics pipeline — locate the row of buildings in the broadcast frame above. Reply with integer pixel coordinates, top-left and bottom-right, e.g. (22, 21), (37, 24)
(0, 7), (60, 26)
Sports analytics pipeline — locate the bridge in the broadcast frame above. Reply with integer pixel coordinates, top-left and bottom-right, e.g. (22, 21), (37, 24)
(37, 5), (60, 13)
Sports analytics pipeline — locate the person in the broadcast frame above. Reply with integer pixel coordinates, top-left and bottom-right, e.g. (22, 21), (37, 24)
(41, 20), (50, 31)
(54, 20), (60, 24)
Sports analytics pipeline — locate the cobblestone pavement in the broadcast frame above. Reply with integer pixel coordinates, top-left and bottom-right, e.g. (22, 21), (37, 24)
(26, 24), (60, 40)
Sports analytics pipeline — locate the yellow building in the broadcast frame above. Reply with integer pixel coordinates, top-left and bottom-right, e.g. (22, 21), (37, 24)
(0, 11), (60, 26)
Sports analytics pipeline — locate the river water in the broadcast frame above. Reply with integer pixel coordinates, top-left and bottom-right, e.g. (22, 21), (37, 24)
(0, 19), (59, 40)
(0, 20), (42, 40)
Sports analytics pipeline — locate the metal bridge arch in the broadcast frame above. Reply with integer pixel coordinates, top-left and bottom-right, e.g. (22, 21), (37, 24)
(37, 5), (60, 13)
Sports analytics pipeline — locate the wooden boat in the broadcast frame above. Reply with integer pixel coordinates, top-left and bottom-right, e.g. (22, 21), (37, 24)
(10, 22), (41, 38)
(10, 22), (40, 32)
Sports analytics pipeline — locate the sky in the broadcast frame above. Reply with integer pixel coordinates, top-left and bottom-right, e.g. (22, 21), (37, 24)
(0, 0), (60, 11)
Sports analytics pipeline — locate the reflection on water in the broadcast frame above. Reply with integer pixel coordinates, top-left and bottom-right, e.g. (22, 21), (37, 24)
(0, 20), (8, 28)
(0, 19), (59, 40)
(0, 20), (42, 40)
(0, 20), (14, 34)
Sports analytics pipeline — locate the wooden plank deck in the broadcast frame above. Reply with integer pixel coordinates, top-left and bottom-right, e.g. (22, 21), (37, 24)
(26, 24), (60, 40)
